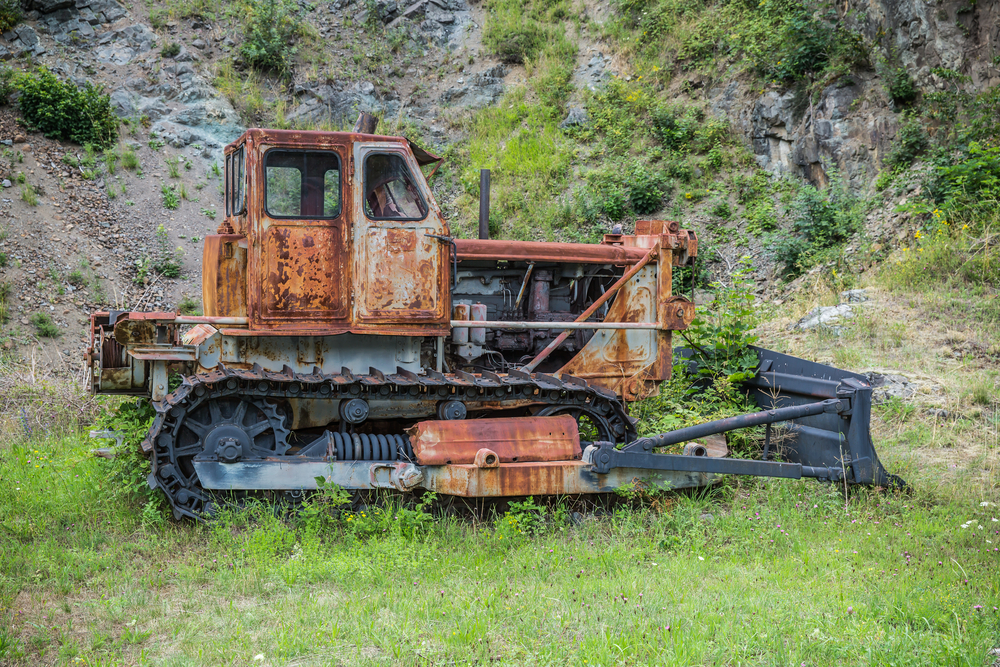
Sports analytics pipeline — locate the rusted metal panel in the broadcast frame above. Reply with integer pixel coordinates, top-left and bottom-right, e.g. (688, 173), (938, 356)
(556, 265), (660, 400)
(661, 295), (696, 330)
(352, 141), (450, 329)
(193, 458), (714, 493)
(655, 245), (673, 382)
(423, 461), (714, 496)
(203, 234), (248, 318)
(410, 415), (581, 465)
(222, 128), (451, 336)
(181, 324), (217, 346)
(455, 239), (652, 265)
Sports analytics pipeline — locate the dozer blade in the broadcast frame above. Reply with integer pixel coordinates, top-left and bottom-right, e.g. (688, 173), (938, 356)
(586, 347), (904, 489)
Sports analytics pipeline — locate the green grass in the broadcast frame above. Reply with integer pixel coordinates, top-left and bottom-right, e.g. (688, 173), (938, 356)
(0, 419), (997, 665)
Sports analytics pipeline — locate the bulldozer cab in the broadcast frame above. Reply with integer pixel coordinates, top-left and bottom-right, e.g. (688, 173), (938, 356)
(210, 129), (451, 336)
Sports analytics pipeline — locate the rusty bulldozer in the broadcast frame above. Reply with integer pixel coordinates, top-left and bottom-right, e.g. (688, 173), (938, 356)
(87, 114), (902, 519)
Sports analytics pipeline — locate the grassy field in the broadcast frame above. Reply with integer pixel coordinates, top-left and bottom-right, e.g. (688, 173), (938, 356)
(3, 253), (1000, 666)
(1, 403), (998, 665)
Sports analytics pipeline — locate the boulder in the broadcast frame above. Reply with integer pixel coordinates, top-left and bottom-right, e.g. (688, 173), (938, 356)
(791, 303), (854, 332)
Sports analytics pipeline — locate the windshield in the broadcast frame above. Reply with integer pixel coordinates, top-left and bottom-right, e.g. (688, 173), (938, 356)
(363, 153), (428, 220)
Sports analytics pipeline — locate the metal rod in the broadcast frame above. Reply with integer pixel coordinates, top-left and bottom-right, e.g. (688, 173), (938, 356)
(451, 320), (661, 330)
(521, 244), (659, 372)
(479, 169), (490, 240)
(173, 316), (248, 325)
(436, 336), (444, 373)
(761, 423), (772, 460)
(631, 398), (843, 450)
(514, 263), (534, 311)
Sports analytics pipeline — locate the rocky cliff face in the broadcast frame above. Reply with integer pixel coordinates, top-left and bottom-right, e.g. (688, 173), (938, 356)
(707, 0), (1000, 191)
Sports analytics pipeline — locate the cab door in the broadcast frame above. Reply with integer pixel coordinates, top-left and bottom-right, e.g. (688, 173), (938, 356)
(352, 142), (449, 331)
(250, 145), (351, 331)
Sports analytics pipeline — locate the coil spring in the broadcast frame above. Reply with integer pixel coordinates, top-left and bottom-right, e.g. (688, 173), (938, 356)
(331, 432), (414, 462)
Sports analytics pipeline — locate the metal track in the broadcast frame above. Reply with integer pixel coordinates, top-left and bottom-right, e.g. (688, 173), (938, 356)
(144, 364), (636, 520)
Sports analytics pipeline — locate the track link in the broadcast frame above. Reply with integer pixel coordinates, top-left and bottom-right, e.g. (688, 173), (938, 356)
(143, 364), (636, 520)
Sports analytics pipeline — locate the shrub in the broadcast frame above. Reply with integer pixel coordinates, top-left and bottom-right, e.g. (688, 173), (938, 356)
(884, 113), (928, 169)
(886, 66), (917, 106)
(629, 166), (663, 214)
(19, 182), (38, 206)
(771, 173), (862, 274)
(0, 65), (16, 105)
(30, 312), (60, 338)
(0, 0), (21, 33)
(152, 224), (183, 277)
(240, 0), (300, 73)
(651, 105), (698, 151)
(161, 42), (181, 58)
(15, 68), (118, 148)
(484, 3), (549, 64)
(923, 142), (1000, 218)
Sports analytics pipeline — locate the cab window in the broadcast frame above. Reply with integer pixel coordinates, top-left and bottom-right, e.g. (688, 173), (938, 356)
(229, 145), (246, 216)
(363, 153), (427, 220)
(265, 150), (341, 219)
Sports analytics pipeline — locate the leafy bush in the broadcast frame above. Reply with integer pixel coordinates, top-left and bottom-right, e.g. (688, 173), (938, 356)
(628, 165), (663, 214)
(29, 312), (60, 337)
(678, 258), (760, 385)
(240, 0), (300, 73)
(922, 142), (1000, 218)
(0, 65), (16, 105)
(651, 105), (699, 150)
(94, 399), (158, 503)
(886, 66), (917, 106)
(771, 173), (862, 275)
(635, 260), (760, 449)
(161, 183), (180, 210)
(161, 42), (181, 58)
(483, 0), (572, 64)
(0, 0), (21, 33)
(884, 113), (928, 169)
(15, 68), (118, 148)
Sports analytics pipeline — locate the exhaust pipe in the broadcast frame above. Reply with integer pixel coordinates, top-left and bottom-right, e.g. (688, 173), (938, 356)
(479, 168), (490, 240)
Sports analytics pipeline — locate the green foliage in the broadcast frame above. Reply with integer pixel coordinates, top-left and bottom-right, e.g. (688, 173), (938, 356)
(177, 295), (201, 315)
(679, 258), (760, 385)
(483, 0), (571, 64)
(0, 0), (20, 32)
(884, 112), (928, 169)
(0, 64), (16, 105)
(0, 280), (10, 323)
(93, 399), (158, 503)
(14, 68), (118, 149)
(636, 261), (760, 451)
(19, 182), (38, 206)
(161, 42), (181, 58)
(165, 155), (181, 178)
(29, 312), (60, 338)
(886, 66), (918, 106)
(121, 145), (139, 170)
(152, 224), (183, 277)
(492, 497), (548, 541)
(770, 172), (862, 275)
(161, 182), (180, 210)
(923, 141), (1000, 219)
(239, 0), (300, 73)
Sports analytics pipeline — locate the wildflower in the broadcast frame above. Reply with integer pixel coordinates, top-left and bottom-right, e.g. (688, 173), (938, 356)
(981, 502), (993, 507)
(698, 556), (704, 561)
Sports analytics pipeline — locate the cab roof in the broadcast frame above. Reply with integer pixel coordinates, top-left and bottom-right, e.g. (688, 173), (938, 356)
(225, 128), (442, 166)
